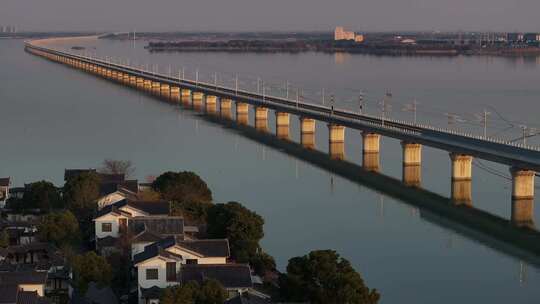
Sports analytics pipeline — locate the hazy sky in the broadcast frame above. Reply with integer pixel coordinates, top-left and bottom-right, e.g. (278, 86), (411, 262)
(2, 0), (539, 32)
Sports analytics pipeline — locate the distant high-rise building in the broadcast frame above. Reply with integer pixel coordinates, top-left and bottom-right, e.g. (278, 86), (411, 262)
(334, 26), (361, 41)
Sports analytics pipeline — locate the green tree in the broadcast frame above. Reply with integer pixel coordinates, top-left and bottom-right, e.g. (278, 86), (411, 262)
(70, 251), (112, 293)
(100, 159), (135, 178)
(207, 202), (264, 263)
(0, 230), (9, 248)
(160, 280), (226, 304)
(170, 200), (212, 223)
(197, 279), (227, 304)
(152, 171), (212, 203)
(22, 181), (63, 211)
(250, 251), (276, 277)
(280, 250), (380, 304)
(63, 172), (101, 238)
(37, 210), (80, 247)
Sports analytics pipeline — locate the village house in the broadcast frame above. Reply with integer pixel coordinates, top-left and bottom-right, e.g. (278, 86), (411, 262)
(64, 169), (141, 210)
(0, 243), (71, 303)
(0, 220), (38, 245)
(0, 284), (50, 304)
(0, 177), (10, 209)
(133, 237), (254, 304)
(0, 270), (48, 296)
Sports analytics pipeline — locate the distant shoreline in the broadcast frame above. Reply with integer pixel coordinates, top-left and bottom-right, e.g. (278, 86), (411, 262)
(144, 43), (540, 57)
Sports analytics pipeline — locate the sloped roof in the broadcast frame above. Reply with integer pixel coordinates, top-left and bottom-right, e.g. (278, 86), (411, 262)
(0, 271), (48, 285)
(130, 216), (184, 236)
(126, 200), (170, 215)
(64, 169), (96, 181)
(148, 236), (229, 258)
(0, 284), (18, 304)
(131, 230), (162, 243)
(99, 180), (138, 197)
(133, 244), (183, 265)
(0, 178), (10, 187)
(180, 264), (253, 289)
(224, 292), (271, 304)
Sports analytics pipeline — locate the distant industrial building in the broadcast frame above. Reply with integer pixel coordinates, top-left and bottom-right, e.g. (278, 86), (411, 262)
(523, 33), (540, 43)
(507, 33), (524, 42)
(334, 26), (364, 42)
(0, 25), (17, 33)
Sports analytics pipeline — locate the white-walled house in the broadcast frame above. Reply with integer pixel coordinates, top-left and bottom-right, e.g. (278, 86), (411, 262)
(133, 237), (240, 304)
(0, 177), (11, 208)
(129, 216), (185, 259)
(96, 188), (139, 210)
(93, 199), (170, 241)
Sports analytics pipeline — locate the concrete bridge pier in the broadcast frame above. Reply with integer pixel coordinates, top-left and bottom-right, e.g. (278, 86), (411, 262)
(151, 81), (161, 95)
(123, 73), (130, 85)
(160, 83), (171, 98)
(328, 124), (345, 160)
(106, 69), (112, 79)
(143, 79), (152, 91)
(170, 87), (180, 102)
(192, 92), (205, 111)
(510, 168), (535, 227)
(300, 117), (316, 149)
(129, 76), (137, 87)
(254, 107), (269, 132)
(220, 98), (233, 120)
(276, 112), (290, 140)
(450, 153), (473, 206)
(205, 95), (218, 114)
(181, 89), (192, 106)
(236, 102), (249, 125)
(136, 77), (144, 89)
(402, 142), (422, 187)
(362, 132), (380, 172)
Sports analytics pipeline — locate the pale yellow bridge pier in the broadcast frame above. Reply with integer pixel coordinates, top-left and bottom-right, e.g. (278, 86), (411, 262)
(510, 168), (535, 227)
(362, 132), (380, 172)
(300, 118), (316, 149)
(450, 153), (473, 206)
(220, 99), (233, 120)
(328, 124), (345, 160)
(402, 142), (422, 187)
(206, 95), (218, 115)
(236, 102), (249, 125)
(255, 107), (269, 132)
(276, 112), (290, 140)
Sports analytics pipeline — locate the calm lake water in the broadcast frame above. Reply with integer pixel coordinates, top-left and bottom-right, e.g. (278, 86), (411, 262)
(1, 38), (540, 303)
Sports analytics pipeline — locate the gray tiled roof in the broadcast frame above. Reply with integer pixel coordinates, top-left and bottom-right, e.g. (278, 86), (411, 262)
(0, 284), (18, 304)
(0, 271), (48, 285)
(148, 236), (230, 258)
(96, 199), (170, 218)
(180, 264), (253, 289)
(64, 169), (96, 181)
(0, 178), (10, 187)
(224, 292), (271, 304)
(133, 245), (183, 265)
(130, 216), (184, 236)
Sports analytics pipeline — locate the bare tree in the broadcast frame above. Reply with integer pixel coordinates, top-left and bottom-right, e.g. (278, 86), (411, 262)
(100, 159), (135, 178)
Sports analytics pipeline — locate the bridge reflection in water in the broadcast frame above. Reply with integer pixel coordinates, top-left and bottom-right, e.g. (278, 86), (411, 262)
(25, 41), (540, 270)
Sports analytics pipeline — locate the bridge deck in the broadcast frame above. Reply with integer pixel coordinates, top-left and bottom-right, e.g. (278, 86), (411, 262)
(25, 42), (540, 171)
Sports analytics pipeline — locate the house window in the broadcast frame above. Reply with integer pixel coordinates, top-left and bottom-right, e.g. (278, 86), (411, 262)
(146, 268), (159, 280)
(101, 223), (112, 232)
(186, 259), (198, 265)
(166, 262), (176, 281)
